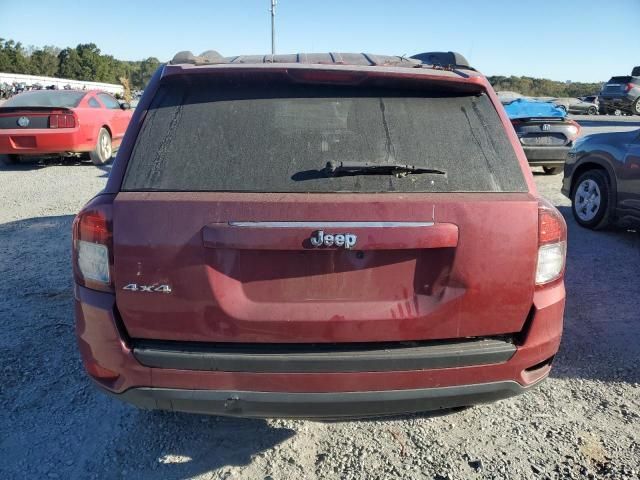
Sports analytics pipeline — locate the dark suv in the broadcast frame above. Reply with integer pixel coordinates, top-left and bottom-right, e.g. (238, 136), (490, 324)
(72, 51), (566, 418)
(598, 67), (640, 115)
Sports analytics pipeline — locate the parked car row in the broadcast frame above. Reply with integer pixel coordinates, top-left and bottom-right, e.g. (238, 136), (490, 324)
(0, 81), (82, 99)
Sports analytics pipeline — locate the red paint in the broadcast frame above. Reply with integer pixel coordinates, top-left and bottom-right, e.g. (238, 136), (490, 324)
(74, 282), (563, 393)
(0, 90), (132, 156)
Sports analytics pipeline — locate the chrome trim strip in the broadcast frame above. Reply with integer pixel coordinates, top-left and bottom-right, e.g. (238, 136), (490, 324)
(228, 221), (435, 228)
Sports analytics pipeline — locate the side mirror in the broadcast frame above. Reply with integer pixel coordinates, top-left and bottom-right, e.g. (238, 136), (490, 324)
(120, 102), (131, 110)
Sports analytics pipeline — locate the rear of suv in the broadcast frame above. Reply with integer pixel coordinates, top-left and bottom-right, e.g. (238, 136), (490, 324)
(598, 70), (640, 115)
(73, 51), (566, 418)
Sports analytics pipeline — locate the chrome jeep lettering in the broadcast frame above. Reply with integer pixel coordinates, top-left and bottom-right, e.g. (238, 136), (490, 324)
(309, 230), (357, 249)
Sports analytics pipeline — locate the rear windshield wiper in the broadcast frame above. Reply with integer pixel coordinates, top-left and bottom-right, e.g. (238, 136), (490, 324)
(325, 161), (446, 177)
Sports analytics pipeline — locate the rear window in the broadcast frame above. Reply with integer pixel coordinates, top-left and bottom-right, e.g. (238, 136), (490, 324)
(607, 76), (632, 84)
(3, 90), (86, 108)
(123, 77), (527, 193)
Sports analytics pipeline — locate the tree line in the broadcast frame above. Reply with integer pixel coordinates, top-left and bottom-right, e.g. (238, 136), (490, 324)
(0, 39), (160, 91)
(1, 38), (603, 97)
(487, 75), (602, 98)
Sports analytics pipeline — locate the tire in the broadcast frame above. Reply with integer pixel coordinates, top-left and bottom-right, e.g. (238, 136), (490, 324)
(571, 170), (612, 229)
(89, 128), (112, 165)
(587, 106), (598, 115)
(1, 154), (20, 165)
(543, 166), (563, 175)
(632, 98), (640, 116)
(557, 105), (567, 114)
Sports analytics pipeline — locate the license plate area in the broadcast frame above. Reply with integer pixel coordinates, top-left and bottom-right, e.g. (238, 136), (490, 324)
(521, 134), (565, 146)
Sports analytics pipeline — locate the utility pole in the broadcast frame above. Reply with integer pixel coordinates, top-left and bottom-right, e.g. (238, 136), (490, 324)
(270, 0), (277, 54)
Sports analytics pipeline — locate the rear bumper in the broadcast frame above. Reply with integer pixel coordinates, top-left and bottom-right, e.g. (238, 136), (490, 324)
(598, 96), (634, 110)
(105, 379), (541, 418)
(74, 282), (564, 418)
(522, 146), (571, 165)
(0, 128), (94, 155)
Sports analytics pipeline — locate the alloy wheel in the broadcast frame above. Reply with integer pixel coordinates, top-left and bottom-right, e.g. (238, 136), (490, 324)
(574, 179), (601, 221)
(101, 132), (112, 160)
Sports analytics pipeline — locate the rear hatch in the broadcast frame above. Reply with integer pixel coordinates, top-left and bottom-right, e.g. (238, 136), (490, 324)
(113, 70), (538, 343)
(600, 76), (634, 96)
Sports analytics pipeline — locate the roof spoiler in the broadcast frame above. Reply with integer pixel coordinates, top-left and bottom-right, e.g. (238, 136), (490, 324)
(410, 51), (474, 71)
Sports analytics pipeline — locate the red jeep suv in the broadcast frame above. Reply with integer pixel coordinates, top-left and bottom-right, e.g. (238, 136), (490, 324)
(73, 51), (566, 418)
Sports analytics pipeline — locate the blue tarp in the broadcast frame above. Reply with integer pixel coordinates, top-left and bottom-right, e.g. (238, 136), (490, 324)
(504, 98), (566, 119)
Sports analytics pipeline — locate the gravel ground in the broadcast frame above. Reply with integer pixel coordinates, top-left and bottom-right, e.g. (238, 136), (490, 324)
(0, 117), (639, 480)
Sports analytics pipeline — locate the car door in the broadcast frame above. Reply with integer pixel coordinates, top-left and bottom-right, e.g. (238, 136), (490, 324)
(618, 131), (640, 218)
(97, 93), (128, 140)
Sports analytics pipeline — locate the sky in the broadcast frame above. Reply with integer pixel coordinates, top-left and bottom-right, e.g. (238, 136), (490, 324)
(1, 0), (638, 82)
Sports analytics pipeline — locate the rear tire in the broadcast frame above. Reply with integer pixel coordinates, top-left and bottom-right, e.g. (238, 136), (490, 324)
(571, 170), (611, 230)
(587, 106), (598, 115)
(90, 128), (112, 165)
(543, 166), (562, 175)
(632, 98), (640, 116)
(1, 154), (20, 165)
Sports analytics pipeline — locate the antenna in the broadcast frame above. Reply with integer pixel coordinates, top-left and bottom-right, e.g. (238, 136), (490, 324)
(270, 0), (277, 54)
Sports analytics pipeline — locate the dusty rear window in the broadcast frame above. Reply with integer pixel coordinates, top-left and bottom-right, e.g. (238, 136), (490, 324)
(122, 77), (527, 193)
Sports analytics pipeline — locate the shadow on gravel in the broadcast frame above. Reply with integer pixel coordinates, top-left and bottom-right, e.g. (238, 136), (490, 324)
(99, 410), (296, 479)
(552, 206), (640, 385)
(0, 154), (113, 175)
(0, 215), (294, 478)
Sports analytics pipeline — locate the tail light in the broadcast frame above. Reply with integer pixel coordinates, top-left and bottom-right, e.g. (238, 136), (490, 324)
(625, 83), (634, 92)
(72, 195), (115, 292)
(536, 199), (567, 286)
(566, 119), (581, 141)
(49, 113), (76, 128)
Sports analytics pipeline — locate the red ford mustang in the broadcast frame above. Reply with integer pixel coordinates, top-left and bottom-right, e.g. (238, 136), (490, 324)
(0, 89), (133, 165)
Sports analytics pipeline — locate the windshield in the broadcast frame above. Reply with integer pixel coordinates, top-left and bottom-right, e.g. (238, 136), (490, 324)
(123, 77), (527, 193)
(3, 90), (86, 108)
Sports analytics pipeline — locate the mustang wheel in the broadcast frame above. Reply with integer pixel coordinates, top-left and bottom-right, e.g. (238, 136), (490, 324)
(90, 128), (112, 165)
(587, 106), (598, 115)
(572, 170), (611, 229)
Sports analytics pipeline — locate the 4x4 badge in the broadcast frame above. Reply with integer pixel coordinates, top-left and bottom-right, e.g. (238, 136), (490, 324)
(122, 283), (172, 293)
(309, 230), (357, 249)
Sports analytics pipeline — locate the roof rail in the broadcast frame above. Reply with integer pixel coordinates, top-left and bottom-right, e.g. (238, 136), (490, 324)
(170, 50), (225, 65)
(410, 51), (474, 71)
